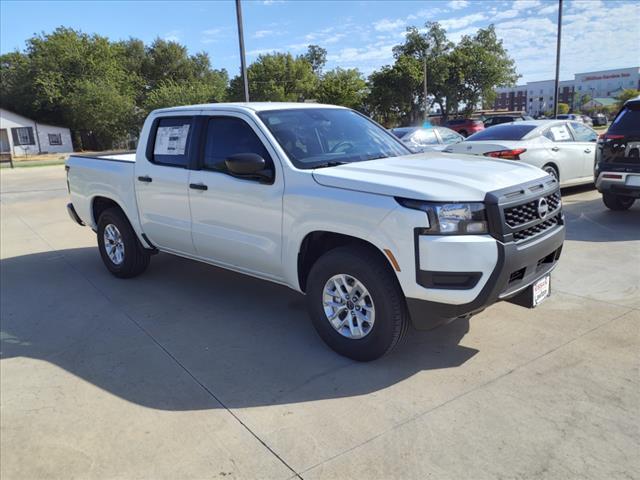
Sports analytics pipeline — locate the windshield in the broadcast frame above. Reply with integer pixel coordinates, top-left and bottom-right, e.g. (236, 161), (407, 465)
(258, 108), (410, 168)
(467, 124), (537, 141)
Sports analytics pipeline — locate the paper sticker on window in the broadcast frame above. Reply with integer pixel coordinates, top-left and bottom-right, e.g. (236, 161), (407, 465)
(550, 125), (571, 141)
(154, 125), (190, 155)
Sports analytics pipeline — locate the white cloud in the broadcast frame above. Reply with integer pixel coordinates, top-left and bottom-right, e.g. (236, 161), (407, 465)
(262, 0), (285, 4)
(440, 13), (487, 31)
(163, 30), (181, 42)
(374, 18), (405, 32)
(448, 0), (470, 10)
(201, 28), (224, 44)
(253, 30), (275, 39)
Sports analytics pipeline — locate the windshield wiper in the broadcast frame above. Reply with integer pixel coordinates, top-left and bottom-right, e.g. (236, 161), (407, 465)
(312, 161), (347, 169)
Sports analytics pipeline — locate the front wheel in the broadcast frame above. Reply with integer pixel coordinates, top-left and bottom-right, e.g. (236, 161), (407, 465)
(97, 208), (150, 278)
(306, 246), (409, 361)
(543, 164), (559, 182)
(602, 192), (635, 211)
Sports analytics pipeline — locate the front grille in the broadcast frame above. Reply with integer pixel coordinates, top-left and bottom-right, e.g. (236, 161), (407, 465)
(513, 214), (560, 242)
(504, 192), (561, 228)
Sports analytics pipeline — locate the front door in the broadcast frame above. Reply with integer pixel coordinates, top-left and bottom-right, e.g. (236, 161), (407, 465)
(188, 114), (284, 280)
(134, 115), (197, 255)
(0, 129), (10, 153)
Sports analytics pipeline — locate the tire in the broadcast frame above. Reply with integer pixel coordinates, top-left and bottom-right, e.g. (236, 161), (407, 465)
(602, 192), (635, 211)
(97, 208), (150, 278)
(306, 246), (409, 361)
(543, 164), (559, 182)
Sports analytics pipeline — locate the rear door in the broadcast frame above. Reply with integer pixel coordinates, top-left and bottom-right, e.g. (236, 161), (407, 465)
(188, 113), (285, 280)
(135, 115), (198, 255)
(568, 121), (598, 177)
(542, 122), (584, 183)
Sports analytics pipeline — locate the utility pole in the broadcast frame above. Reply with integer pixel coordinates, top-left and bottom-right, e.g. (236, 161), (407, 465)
(553, 0), (563, 118)
(235, 0), (250, 102)
(423, 53), (428, 121)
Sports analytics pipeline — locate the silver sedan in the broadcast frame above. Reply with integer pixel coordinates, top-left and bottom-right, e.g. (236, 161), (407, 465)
(444, 120), (598, 187)
(390, 126), (464, 153)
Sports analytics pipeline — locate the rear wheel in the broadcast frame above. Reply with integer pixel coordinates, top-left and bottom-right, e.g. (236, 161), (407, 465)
(306, 246), (409, 361)
(97, 208), (150, 278)
(602, 192), (635, 211)
(543, 164), (559, 182)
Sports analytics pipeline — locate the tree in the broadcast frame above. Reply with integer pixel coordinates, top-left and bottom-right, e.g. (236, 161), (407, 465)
(144, 76), (227, 113)
(616, 89), (640, 110)
(228, 52), (316, 102)
(557, 103), (570, 114)
(303, 45), (327, 75)
(316, 68), (367, 109)
(0, 28), (231, 150)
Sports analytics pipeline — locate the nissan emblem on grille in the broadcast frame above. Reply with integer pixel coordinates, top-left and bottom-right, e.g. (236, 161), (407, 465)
(537, 198), (549, 219)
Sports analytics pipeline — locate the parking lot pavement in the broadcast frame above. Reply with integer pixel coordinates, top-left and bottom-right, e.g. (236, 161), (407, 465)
(1, 166), (639, 480)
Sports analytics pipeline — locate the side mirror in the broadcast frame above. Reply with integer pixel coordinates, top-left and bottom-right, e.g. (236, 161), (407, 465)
(225, 153), (274, 183)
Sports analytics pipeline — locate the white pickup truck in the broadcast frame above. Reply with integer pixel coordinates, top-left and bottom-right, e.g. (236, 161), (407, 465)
(66, 103), (565, 361)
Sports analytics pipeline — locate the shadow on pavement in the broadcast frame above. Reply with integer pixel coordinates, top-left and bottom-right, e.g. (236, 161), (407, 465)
(562, 195), (640, 242)
(0, 247), (477, 411)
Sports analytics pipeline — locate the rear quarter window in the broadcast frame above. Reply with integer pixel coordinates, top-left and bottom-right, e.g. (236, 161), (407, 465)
(609, 103), (640, 135)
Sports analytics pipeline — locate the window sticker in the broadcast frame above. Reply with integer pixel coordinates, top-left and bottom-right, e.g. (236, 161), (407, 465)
(550, 125), (571, 141)
(154, 124), (190, 155)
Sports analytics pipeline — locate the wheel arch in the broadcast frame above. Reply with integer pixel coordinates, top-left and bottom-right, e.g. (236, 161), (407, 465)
(542, 162), (560, 181)
(297, 231), (395, 293)
(91, 196), (155, 252)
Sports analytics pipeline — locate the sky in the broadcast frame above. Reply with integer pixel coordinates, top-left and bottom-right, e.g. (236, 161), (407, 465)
(1, 0), (638, 84)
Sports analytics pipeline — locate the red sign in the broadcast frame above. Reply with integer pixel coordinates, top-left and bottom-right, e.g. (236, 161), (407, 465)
(583, 73), (631, 81)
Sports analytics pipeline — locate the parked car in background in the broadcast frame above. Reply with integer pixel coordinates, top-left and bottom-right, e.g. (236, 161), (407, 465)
(580, 115), (593, 127)
(483, 115), (533, 128)
(65, 103), (565, 361)
(556, 114), (583, 123)
(594, 96), (640, 210)
(390, 126), (464, 152)
(444, 120), (598, 187)
(591, 113), (608, 126)
(444, 118), (484, 137)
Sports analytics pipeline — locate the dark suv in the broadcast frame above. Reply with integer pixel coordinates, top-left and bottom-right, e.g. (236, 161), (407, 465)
(483, 115), (533, 127)
(594, 96), (640, 210)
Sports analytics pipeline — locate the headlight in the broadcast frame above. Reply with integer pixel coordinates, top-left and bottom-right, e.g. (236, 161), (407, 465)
(397, 199), (488, 235)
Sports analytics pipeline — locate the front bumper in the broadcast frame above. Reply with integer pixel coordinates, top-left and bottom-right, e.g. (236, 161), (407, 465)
(407, 224), (565, 329)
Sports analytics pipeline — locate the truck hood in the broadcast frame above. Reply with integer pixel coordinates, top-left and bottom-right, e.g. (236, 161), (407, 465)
(311, 152), (547, 202)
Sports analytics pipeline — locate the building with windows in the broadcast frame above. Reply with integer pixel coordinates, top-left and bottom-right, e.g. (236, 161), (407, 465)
(493, 66), (640, 116)
(0, 108), (73, 159)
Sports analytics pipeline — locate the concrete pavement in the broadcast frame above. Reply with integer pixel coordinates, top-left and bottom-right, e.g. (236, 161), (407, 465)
(1, 166), (639, 479)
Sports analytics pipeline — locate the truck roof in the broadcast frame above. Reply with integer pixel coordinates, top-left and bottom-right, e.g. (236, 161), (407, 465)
(152, 102), (348, 114)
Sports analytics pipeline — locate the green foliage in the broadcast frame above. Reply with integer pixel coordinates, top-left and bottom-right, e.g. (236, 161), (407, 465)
(229, 52), (316, 102)
(616, 89), (640, 110)
(557, 103), (570, 114)
(368, 22), (518, 125)
(316, 68), (367, 109)
(304, 45), (327, 75)
(0, 28), (227, 150)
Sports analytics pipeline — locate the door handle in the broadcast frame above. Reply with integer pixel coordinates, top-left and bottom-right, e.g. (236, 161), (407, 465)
(551, 147), (559, 152)
(189, 183), (208, 191)
(584, 148), (592, 153)
(137, 175), (152, 183)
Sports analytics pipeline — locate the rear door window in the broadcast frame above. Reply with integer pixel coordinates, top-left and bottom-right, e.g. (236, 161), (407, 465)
(151, 117), (193, 167)
(543, 124), (573, 142)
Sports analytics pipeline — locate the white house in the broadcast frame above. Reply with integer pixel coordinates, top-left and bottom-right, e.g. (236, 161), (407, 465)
(0, 108), (73, 158)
